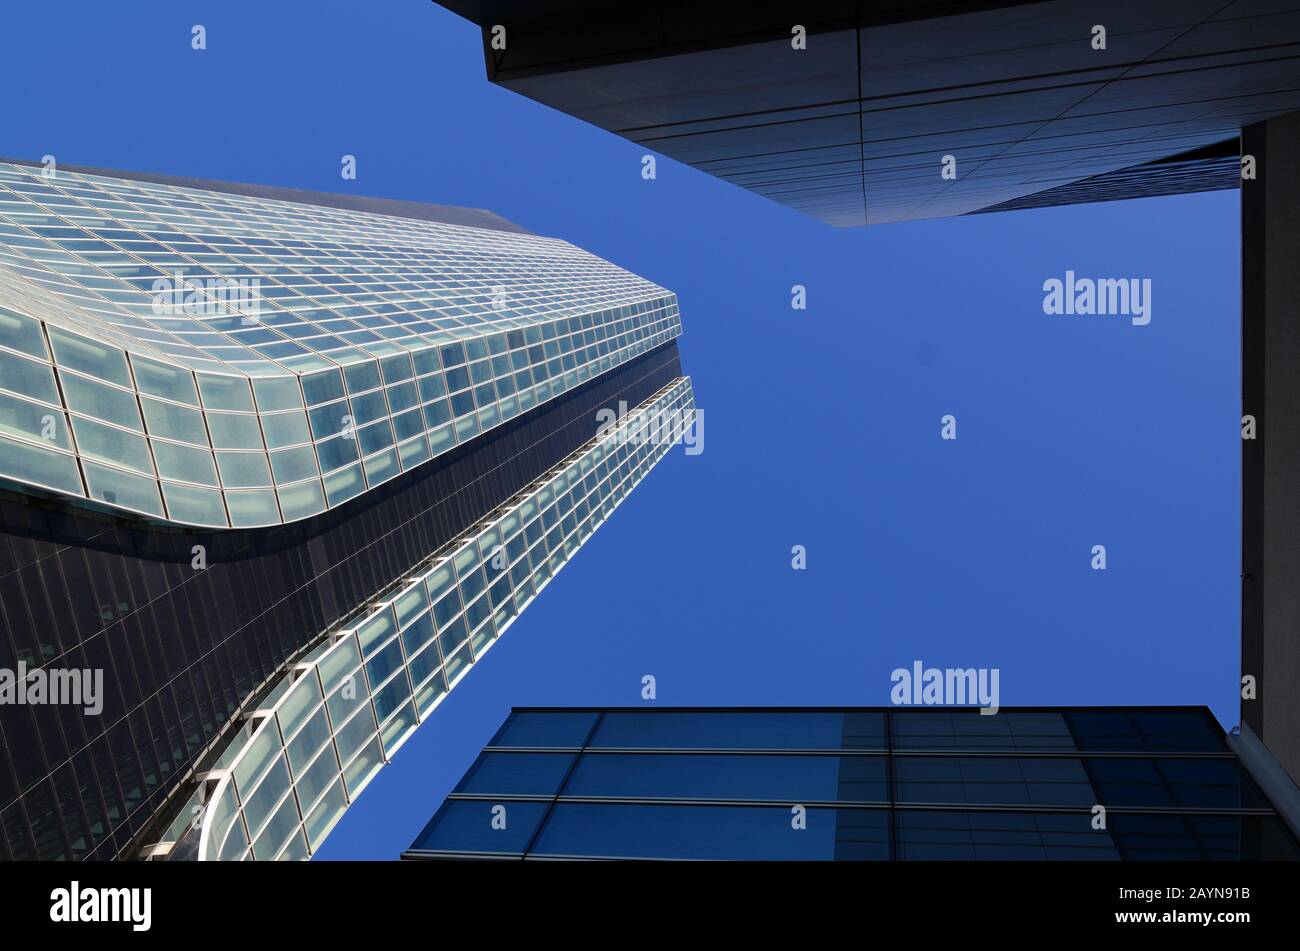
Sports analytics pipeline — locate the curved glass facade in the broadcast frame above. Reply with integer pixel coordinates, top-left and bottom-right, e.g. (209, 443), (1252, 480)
(0, 161), (681, 527)
(165, 378), (696, 859)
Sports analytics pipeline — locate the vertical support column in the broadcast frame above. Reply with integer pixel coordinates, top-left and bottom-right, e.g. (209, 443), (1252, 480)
(1241, 113), (1300, 785)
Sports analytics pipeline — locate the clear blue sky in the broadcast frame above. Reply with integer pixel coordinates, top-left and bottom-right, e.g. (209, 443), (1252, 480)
(1, 1), (1240, 860)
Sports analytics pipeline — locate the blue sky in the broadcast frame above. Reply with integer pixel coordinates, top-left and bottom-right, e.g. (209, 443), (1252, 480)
(1, 1), (1240, 860)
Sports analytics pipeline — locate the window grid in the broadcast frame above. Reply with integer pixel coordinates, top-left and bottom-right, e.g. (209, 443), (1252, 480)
(193, 379), (694, 859)
(404, 708), (1298, 861)
(0, 161), (683, 527)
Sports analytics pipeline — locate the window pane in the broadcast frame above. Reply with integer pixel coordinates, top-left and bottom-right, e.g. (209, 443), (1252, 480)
(216, 451), (272, 488)
(342, 736), (385, 798)
(0, 349), (59, 405)
(1109, 813), (1300, 861)
(391, 408), (424, 441)
(270, 445), (318, 483)
(300, 368), (344, 405)
(277, 479), (325, 520)
(47, 327), (130, 387)
(589, 712), (884, 751)
(454, 752), (576, 796)
(252, 375), (303, 411)
(380, 353), (413, 384)
(308, 402), (351, 440)
(343, 360), (380, 394)
(333, 704), (377, 764)
(896, 810), (1118, 861)
(349, 390), (387, 425)
(362, 446), (398, 484)
(0, 391), (71, 449)
(161, 482), (227, 526)
(316, 434), (359, 473)
(408, 800), (548, 856)
(1066, 711), (1227, 753)
(207, 413), (263, 450)
(131, 357), (198, 405)
(225, 488), (280, 526)
(70, 416), (153, 474)
(197, 373), (254, 411)
(82, 462), (162, 516)
(398, 435), (429, 468)
(141, 397), (208, 444)
(305, 779), (347, 851)
(563, 753), (887, 804)
(489, 711), (598, 749)
(61, 373), (142, 430)
(323, 463), (364, 506)
(152, 441), (218, 486)
(894, 757), (1094, 807)
(531, 804), (890, 861)
(394, 585), (429, 629)
(1088, 758), (1270, 810)
(0, 306), (47, 357)
(0, 434), (83, 494)
(261, 411), (310, 449)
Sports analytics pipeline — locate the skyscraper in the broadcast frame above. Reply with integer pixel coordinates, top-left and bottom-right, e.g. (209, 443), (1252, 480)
(404, 706), (1300, 861)
(0, 159), (695, 859)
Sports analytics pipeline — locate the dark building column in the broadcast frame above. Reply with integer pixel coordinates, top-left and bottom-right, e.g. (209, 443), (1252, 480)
(1242, 112), (1300, 785)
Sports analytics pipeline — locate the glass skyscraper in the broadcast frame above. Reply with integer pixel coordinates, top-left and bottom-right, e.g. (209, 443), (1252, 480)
(404, 707), (1300, 861)
(0, 159), (694, 859)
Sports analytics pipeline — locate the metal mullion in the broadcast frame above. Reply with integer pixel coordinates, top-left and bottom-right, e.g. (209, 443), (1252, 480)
(519, 711), (604, 860)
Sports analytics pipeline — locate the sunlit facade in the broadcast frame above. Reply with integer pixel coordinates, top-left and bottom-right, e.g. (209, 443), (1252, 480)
(0, 159), (679, 527)
(178, 381), (694, 860)
(0, 160), (693, 861)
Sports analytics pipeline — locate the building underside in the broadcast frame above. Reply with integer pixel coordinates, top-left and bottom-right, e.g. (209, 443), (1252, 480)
(435, 0), (1297, 225)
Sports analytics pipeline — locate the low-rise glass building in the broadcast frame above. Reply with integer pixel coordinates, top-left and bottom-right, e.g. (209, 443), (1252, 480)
(404, 707), (1300, 860)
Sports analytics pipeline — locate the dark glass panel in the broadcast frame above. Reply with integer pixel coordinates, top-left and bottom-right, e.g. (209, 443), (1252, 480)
(1088, 758), (1271, 811)
(531, 803), (890, 860)
(589, 711), (885, 750)
(897, 810), (1120, 861)
(894, 756), (1095, 806)
(1066, 710), (1226, 753)
(409, 799), (548, 855)
(454, 751), (576, 797)
(564, 753), (887, 804)
(488, 711), (598, 748)
(1110, 813), (1300, 861)
(892, 711), (1075, 751)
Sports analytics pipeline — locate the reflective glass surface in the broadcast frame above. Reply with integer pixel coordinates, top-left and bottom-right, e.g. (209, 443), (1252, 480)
(195, 380), (694, 859)
(0, 161), (682, 526)
(407, 707), (1300, 861)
